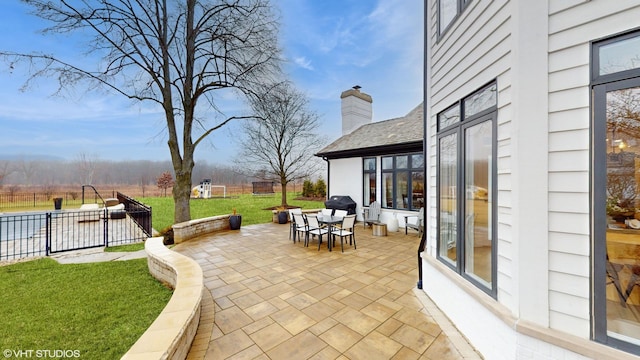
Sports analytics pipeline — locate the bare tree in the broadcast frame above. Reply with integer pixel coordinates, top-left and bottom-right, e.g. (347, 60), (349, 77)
(234, 81), (325, 207)
(18, 158), (39, 186)
(75, 152), (98, 185)
(2, 0), (281, 223)
(0, 161), (14, 188)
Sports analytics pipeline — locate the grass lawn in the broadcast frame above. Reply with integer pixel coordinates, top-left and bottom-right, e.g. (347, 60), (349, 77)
(0, 258), (173, 359)
(142, 192), (325, 231)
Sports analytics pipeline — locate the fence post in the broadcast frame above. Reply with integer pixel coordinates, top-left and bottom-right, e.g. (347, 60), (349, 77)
(46, 212), (51, 256)
(103, 208), (109, 247)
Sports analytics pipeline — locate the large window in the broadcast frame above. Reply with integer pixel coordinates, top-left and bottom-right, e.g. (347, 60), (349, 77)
(437, 82), (497, 295)
(438, 0), (471, 36)
(593, 30), (640, 354)
(363, 158), (376, 206)
(381, 153), (424, 210)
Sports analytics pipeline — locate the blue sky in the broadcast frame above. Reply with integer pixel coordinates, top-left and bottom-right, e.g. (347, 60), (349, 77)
(0, 0), (424, 164)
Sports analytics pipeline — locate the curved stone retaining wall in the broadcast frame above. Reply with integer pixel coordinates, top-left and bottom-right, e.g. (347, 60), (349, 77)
(121, 237), (203, 360)
(172, 215), (231, 244)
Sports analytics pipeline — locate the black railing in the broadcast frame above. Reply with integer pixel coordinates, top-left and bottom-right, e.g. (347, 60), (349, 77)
(0, 188), (121, 210)
(0, 192), (84, 210)
(0, 208), (150, 261)
(117, 192), (152, 236)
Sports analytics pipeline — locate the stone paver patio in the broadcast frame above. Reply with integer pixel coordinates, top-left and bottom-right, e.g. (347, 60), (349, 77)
(173, 222), (481, 359)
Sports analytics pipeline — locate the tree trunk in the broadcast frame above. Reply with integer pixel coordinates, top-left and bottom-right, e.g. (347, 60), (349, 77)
(281, 180), (288, 207)
(173, 166), (192, 224)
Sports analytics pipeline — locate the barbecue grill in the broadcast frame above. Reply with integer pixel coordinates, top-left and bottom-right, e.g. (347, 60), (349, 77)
(324, 195), (357, 215)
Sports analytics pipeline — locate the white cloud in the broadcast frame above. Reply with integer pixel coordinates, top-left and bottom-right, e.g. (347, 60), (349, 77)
(293, 56), (314, 70)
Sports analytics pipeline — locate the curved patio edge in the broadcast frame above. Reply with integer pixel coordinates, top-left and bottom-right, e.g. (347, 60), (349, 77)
(121, 237), (204, 360)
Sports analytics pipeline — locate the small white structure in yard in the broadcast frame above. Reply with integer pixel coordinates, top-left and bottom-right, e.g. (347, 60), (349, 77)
(191, 179), (211, 199)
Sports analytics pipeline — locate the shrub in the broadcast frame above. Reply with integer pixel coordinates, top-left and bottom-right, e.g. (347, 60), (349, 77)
(302, 179), (315, 197)
(315, 179), (326, 198)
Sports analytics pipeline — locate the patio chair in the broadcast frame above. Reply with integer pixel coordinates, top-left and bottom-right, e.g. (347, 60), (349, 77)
(625, 264), (640, 304)
(606, 254), (628, 306)
(364, 201), (381, 228)
(334, 209), (348, 217)
(306, 214), (329, 248)
(321, 208), (333, 216)
(331, 215), (357, 252)
(404, 207), (424, 236)
(289, 208), (303, 242)
(292, 213), (307, 244)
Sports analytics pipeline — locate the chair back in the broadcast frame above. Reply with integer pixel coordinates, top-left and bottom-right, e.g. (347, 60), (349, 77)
(321, 208), (333, 216)
(367, 201), (381, 221)
(306, 214), (320, 229)
(293, 213), (306, 228)
(410, 207), (424, 226)
(289, 208), (302, 221)
(342, 214), (356, 230)
(334, 209), (348, 217)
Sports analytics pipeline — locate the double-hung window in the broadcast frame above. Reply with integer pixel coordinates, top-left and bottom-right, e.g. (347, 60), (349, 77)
(437, 81), (497, 296)
(381, 153), (424, 210)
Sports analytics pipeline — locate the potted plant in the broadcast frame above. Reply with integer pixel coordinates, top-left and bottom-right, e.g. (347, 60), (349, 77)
(229, 208), (242, 230)
(53, 197), (63, 210)
(276, 207), (289, 224)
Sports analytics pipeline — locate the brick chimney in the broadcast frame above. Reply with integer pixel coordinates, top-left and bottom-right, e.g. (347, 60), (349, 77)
(341, 85), (372, 135)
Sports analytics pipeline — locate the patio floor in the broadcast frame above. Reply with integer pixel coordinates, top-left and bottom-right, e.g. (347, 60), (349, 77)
(173, 222), (481, 360)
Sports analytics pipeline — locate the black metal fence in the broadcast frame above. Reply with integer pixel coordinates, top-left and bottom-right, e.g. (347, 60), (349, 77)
(0, 207), (150, 261)
(0, 190), (116, 210)
(117, 192), (152, 236)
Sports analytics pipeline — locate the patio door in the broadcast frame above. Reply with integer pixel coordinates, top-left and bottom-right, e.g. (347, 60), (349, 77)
(593, 77), (640, 352)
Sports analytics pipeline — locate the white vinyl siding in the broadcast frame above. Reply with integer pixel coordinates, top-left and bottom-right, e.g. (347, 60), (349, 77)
(426, 0), (640, 357)
(428, 0), (515, 306)
(547, 0), (640, 338)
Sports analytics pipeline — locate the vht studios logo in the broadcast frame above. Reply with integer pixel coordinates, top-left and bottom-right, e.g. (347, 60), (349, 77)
(3, 349), (81, 358)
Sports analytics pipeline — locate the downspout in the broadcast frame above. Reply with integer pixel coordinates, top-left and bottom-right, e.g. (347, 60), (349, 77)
(322, 156), (330, 198)
(417, 1), (428, 290)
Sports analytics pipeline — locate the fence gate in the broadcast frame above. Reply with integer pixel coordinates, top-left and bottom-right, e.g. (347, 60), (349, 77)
(47, 210), (108, 254)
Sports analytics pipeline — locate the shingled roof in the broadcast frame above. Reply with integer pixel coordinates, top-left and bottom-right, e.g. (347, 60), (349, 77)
(316, 103), (424, 159)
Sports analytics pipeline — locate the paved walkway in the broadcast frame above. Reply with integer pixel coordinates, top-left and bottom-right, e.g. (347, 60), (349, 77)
(52, 247), (147, 264)
(173, 222), (482, 360)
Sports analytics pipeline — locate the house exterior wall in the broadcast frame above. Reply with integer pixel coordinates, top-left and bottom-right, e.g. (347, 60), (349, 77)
(328, 157), (364, 216)
(328, 156), (421, 227)
(423, 0), (640, 359)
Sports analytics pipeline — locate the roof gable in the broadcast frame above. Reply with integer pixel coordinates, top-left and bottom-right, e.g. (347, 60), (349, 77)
(316, 103), (423, 159)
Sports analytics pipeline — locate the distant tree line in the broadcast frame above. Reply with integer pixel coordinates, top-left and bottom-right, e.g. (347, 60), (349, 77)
(0, 158), (254, 188)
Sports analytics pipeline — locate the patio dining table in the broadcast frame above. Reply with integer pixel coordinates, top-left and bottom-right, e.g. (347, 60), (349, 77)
(316, 214), (343, 252)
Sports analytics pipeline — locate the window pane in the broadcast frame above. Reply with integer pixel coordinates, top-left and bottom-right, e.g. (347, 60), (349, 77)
(382, 173), (393, 208)
(439, 133), (458, 265)
(382, 157), (393, 170)
(364, 158), (376, 171)
(438, 104), (460, 130)
(464, 83), (497, 119)
(464, 120), (493, 287)
(604, 86), (640, 343)
(412, 171), (424, 209)
(364, 173), (376, 205)
(412, 154), (424, 169)
(396, 172), (409, 209)
(599, 35), (640, 76)
(397, 155), (408, 169)
(439, 0), (457, 34)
